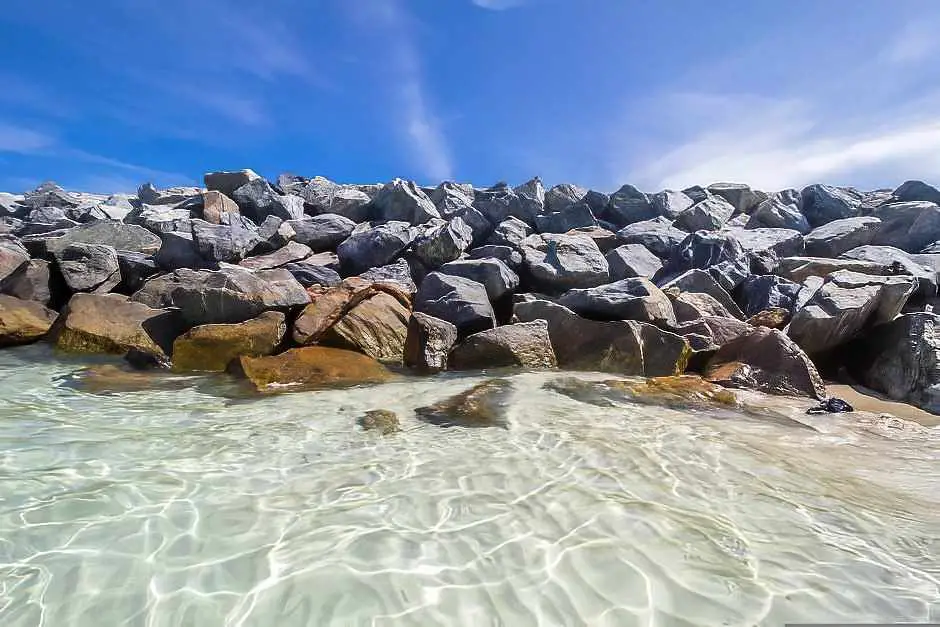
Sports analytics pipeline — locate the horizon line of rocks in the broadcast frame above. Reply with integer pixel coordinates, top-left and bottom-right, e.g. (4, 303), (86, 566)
(1, 170), (939, 416)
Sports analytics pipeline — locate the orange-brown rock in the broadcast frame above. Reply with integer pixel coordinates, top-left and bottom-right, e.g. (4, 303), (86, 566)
(235, 346), (392, 392)
(0, 294), (58, 346)
(172, 311), (286, 372)
(544, 375), (737, 411)
(201, 190), (240, 224)
(746, 307), (790, 329)
(321, 292), (410, 362)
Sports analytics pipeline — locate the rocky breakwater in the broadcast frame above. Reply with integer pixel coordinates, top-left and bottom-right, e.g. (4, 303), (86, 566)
(2, 175), (940, 416)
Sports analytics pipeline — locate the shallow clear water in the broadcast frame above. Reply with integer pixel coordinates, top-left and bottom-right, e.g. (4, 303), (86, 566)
(0, 346), (938, 626)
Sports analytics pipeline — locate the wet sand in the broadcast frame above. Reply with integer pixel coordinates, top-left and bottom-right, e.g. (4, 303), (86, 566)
(827, 383), (940, 427)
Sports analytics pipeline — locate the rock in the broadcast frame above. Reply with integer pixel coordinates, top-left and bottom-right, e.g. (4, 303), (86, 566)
(454, 206), (492, 246)
(429, 181), (475, 217)
(321, 292), (410, 363)
(358, 410), (401, 435)
(54, 243), (121, 293)
(370, 179), (441, 225)
(735, 275), (800, 317)
(726, 227), (804, 258)
(45, 221), (162, 255)
(892, 180), (940, 205)
(660, 269), (745, 319)
(171, 311), (286, 372)
(415, 379), (513, 428)
(409, 217), (473, 268)
(137, 183), (200, 206)
(190, 217), (262, 263)
(522, 232), (609, 293)
(794, 276), (826, 312)
(746, 190), (810, 233)
(0, 193), (26, 218)
(570, 225), (620, 254)
(840, 245), (937, 298)
(292, 279), (376, 345)
(277, 173), (308, 194)
(204, 169), (263, 199)
(23, 182), (81, 210)
(253, 215), (295, 254)
(788, 270), (916, 354)
(513, 177), (546, 222)
(231, 178), (304, 223)
(558, 278), (676, 327)
(544, 183), (587, 213)
(707, 183), (766, 214)
(468, 245), (523, 270)
(606, 184), (653, 226)
(53, 293), (180, 360)
(449, 320), (557, 370)
(154, 231), (205, 271)
(535, 202), (597, 233)
(0, 238), (31, 283)
(133, 205), (193, 234)
(663, 231), (751, 292)
(650, 190), (694, 219)
(800, 184), (862, 227)
(746, 308), (790, 329)
(199, 191), (240, 224)
(414, 272), (495, 338)
(284, 261), (342, 288)
(438, 258), (519, 301)
(674, 195), (736, 232)
(488, 217), (532, 248)
(705, 327), (826, 400)
(287, 214), (356, 253)
(849, 312), (940, 413)
(546, 375), (738, 412)
(238, 241), (311, 270)
(133, 267), (309, 326)
(775, 256), (889, 283)
(236, 346), (391, 392)
(514, 299), (689, 375)
(606, 244), (663, 280)
(472, 184), (518, 225)
(871, 201), (940, 253)
(302, 177), (373, 222)
(358, 258), (416, 294)
(404, 312), (458, 372)
(116, 252), (160, 293)
(0, 259), (54, 306)
(336, 221), (415, 275)
(746, 248), (779, 275)
(617, 216), (688, 258)
(804, 217), (882, 258)
(668, 291), (735, 323)
(0, 295), (58, 346)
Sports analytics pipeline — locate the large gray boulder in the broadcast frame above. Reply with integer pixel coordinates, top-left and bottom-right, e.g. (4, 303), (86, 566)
(804, 216), (882, 258)
(674, 195), (736, 232)
(800, 184), (862, 227)
(871, 201), (940, 253)
(116, 252), (160, 293)
(544, 183), (587, 213)
(850, 312), (940, 413)
(132, 266), (309, 327)
(404, 312), (458, 372)
(132, 205), (192, 234)
(788, 270), (916, 354)
(303, 177), (373, 223)
(0, 259), (54, 306)
(668, 291), (735, 323)
(535, 202), (597, 233)
(840, 245), (938, 298)
(429, 181), (475, 218)
(44, 221), (161, 255)
(468, 245), (523, 270)
(360, 258), (417, 294)
(514, 299), (689, 375)
(522, 232), (609, 293)
(707, 183), (767, 214)
(287, 214), (356, 252)
(606, 244), (663, 280)
(558, 278), (676, 327)
(605, 184), (653, 226)
(370, 179), (441, 225)
(0, 237), (29, 283)
(154, 231), (204, 271)
(191, 217), (263, 263)
(231, 178), (304, 223)
(449, 320), (557, 370)
(617, 216), (688, 258)
(439, 258), (519, 301)
(735, 275), (800, 317)
(650, 190), (694, 219)
(660, 269), (745, 319)
(472, 184), (518, 225)
(285, 261), (343, 288)
(725, 227), (804, 258)
(892, 180), (940, 205)
(240, 241), (312, 271)
(775, 256), (892, 283)
(513, 178), (547, 224)
(746, 190), (810, 233)
(488, 217), (532, 248)
(54, 243), (121, 293)
(409, 217), (473, 268)
(137, 183), (200, 206)
(414, 272), (496, 338)
(336, 221), (415, 275)
(204, 169), (263, 198)
(662, 231), (751, 292)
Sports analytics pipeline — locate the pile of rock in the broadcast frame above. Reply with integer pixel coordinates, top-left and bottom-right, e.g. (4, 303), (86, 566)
(2, 174), (939, 411)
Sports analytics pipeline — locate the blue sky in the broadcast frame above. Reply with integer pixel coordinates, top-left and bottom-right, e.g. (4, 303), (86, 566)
(2, 0), (940, 194)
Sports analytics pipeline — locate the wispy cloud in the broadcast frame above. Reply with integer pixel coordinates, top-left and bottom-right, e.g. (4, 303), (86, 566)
(471, 0), (530, 9)
(881, 21), (939, 65)
(0, 123), (56, 153)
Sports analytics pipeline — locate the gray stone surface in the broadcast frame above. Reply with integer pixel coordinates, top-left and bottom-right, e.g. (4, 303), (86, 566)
(804, 217), (882, 258)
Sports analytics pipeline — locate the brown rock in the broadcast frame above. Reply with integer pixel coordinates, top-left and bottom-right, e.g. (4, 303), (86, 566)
(746, 307), (790, 329)
(449, 320), (557, 370)
(415, 379), (512, 428)
(704, 327), (826, 400)
(236, 346), (392, 392)
(0, 294), (58, 346)
(292, 278), (376, 345)
(201, 190), (240, 224)
(668, 290), (735, 323)
(321, 292), (410, 363)
(544, 375), (738, 412)
(404, 312), (458, 372)
(358, 409), (401, 434)
(172, 311), (286, 372)
(53, 293), (180, 360)
(69, 364), (191, 395)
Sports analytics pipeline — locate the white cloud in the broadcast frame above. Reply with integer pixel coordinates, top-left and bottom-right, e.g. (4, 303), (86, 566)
(0, 124), (56, 154)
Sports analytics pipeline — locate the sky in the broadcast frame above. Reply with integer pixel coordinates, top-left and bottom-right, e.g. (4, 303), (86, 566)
(1, 0), (940, 195)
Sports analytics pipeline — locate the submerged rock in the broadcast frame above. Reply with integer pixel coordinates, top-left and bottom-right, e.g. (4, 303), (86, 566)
(404, 312), (458, 373)
(449, 320), (557, 370)
(544, 375), (737, 411)
(171, 311), (286, 373)
(415, 379), (512, 428)
(358, 410), (401, 435)
(0, 294), (58, 346)
(236, 346), (392, 392)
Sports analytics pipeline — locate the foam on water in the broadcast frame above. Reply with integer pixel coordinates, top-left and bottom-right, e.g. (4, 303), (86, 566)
(0, 346), (937, 626)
